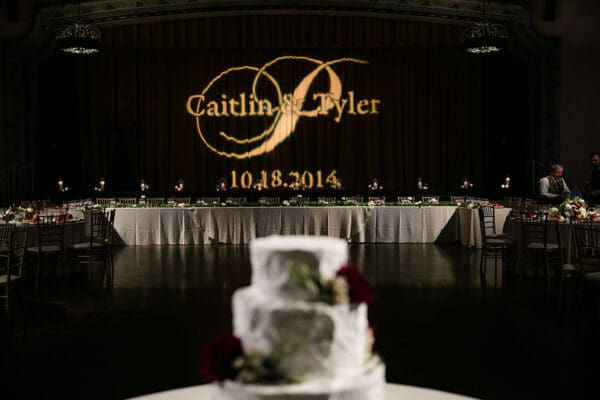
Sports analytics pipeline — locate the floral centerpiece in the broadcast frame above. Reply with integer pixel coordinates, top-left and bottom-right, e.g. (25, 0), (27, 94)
(456, 200), (502, 209)
(549, 196), (591, 221)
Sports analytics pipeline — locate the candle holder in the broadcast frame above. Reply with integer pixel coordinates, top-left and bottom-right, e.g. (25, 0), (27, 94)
(460, 178), (473, 190)
(216, 178), (227, 192)
(94, 178), (105, 192)
(174, 179), (184, 192)
(329, 177), (343, 190)
(57, 178), (70, 193)
(253, 179), (263, 191)
(500, 175), (511, 190)
(417, 178), (429, 191)
(368, 178), (383, 191)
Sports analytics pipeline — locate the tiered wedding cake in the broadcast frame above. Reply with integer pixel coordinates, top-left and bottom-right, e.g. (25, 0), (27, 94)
(205, 235), (385, 400)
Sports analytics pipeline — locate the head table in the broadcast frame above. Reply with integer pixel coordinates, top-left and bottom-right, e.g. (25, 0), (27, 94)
(127, 383), (478, 400)
(107, 206), (510, 248)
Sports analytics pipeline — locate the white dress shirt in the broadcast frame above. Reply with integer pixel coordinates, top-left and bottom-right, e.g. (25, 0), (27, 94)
(539, 176), (570, 201)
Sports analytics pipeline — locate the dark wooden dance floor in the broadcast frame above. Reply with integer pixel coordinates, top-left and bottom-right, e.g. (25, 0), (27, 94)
(1, 243), (599, 399)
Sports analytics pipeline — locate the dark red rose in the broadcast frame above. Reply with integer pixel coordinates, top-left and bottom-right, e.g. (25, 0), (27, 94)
(66, 213), (73, 220)
(200, 334), (243, 383)
(336, 265), (373, 304)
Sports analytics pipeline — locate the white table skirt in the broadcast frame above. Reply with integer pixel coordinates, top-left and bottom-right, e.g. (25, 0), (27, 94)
(110, 206), (472, 245)
(456, 208), (511, 248)
(128, 383), (477, 400)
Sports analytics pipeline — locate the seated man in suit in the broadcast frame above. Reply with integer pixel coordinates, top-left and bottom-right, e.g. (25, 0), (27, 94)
(539, 164), (571, 204)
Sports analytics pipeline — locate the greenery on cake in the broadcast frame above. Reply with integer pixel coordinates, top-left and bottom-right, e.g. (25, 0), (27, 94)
(290, 263), (373, 305)
(200, 264), (374, 384)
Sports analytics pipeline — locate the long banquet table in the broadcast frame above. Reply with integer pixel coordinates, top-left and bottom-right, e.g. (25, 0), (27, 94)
(108, 206), (507, 246)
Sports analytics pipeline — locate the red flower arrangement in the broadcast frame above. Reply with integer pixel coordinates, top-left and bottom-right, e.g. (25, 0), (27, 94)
(336, 265), (373, 305)
(200, 334), (243, 383)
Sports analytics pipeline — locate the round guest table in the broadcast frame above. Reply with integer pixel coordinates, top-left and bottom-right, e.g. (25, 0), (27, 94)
(128, 383), (478, 400)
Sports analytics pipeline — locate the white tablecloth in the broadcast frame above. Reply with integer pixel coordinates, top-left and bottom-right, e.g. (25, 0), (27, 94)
(128, 383), (477, 400)
(110, 206), (466, 245)
(456, 207), (511, 248)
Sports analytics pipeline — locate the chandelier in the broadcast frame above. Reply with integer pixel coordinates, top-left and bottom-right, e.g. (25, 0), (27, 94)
(463, 1), (508, 54)
(56, 2), (101, 55)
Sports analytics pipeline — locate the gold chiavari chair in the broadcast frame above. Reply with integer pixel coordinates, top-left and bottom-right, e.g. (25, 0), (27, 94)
(173, 197), (191, 205)
(1, 228), (28, 331)
(478, 208), (512, 286)
(510, 197), (523, 219)
(397, 196), (414, 205)
(480, 206), (509, 240)
(104, 209), (116, 287)
(95, 198), (114, 206)
(198, 197), (220, 206)
(368, 196), (385, 205)
(69, 209), (111, 282)
(523, 198), (537, 213)
(318, 196), (337, 203)
(259, 196), (280, 205)
(557, 219), (590, 311)
(26, 214), (67, 288)
(119, 197), (137, 205)
(520, 212), (562, 288)
(345, 195), (363, 204)
(146, 197), (164, 207)
(561, 221), (600, 311)
(290, 196), (310, 206)
(225, 197), (246, 206)
(0, 224), (14, 251)
(422, 196), (439, 204)
(451, 196), (464, 204)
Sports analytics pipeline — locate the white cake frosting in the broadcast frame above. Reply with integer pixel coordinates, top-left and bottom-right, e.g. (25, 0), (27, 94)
(220, 235), (384, 400)
(249, 235), (349, 301)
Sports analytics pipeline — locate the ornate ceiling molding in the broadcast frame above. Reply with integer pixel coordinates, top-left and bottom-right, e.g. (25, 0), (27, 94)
(7, 0), (549, 62)
(41, 0), (528, 27)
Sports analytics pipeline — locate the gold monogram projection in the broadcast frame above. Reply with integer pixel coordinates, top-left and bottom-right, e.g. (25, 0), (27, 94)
(186, 56), (381, 159)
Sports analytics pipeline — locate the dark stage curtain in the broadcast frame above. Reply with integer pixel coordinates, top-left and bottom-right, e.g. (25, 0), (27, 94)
(71, 15), (490, 193)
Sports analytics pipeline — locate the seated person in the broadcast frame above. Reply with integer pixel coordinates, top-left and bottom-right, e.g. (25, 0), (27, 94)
(539, 164), (571, 204)
(585, 152), (600, 205)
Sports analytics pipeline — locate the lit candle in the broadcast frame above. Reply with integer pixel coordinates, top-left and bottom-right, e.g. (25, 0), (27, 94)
(58, 178), (64, 191)
(100, 179), (105, 191)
